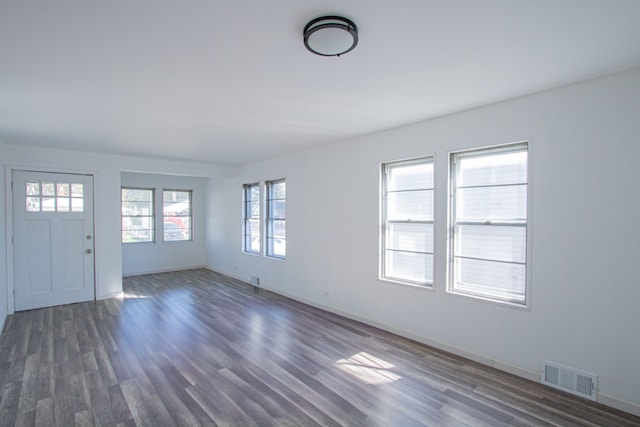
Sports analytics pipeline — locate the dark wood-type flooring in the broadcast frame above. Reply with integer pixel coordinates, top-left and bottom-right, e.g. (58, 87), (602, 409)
(1, 269), (638, 426)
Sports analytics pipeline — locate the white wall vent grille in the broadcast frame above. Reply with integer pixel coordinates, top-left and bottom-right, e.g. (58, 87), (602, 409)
(540, 360), (597, 401)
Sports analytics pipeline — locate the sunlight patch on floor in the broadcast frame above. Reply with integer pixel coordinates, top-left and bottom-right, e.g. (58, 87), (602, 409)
(334, 351), (401, 385)
(121, 292), (151, 299)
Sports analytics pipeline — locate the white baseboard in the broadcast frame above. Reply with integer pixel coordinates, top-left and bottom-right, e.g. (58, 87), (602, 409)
(599, 393), (640, 417)
(122, 265), (207, 278)
(207, 267), (640, 418)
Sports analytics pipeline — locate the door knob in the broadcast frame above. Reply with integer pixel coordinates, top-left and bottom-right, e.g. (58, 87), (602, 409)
(85, 249), (92, 254)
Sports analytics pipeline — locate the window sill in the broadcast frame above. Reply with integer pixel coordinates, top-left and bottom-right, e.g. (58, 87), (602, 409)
(446, 288), (530, 311)
(379, 277), (434, 291)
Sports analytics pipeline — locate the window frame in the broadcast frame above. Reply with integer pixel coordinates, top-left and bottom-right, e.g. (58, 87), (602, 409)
(265, 178), (286, 260)
(243, 183), (261, 255)
(121, 187), (155, 244)
(448, 141), (531, 307)
(380, 156), (435, 288)
(162, 189), (193, 243)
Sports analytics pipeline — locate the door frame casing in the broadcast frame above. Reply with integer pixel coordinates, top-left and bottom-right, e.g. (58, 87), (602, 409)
(5, 165), (98, 314)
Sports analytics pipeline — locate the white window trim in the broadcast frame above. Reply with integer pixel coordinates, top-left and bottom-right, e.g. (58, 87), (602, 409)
(121, 187), (155, 244)
(265, 178), (286, 260)
(242, 183), (261, 255)
(447, 141), (532, 309)
(162, 188), (193, 243)
(380, 156), (435, 288)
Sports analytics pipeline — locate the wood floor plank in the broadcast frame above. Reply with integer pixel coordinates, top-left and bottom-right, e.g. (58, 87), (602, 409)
(34, 397), (55, 427)
(120, 377), (176, 427)
(0, 380), (22, 426)
(1, 268), (639, 426)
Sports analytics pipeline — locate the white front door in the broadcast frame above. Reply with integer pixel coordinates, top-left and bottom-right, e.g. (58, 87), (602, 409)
(13, 170), (95, 311)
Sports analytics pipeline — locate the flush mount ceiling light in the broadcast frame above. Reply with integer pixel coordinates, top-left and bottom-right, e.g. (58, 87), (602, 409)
(303, 16), (358, 57)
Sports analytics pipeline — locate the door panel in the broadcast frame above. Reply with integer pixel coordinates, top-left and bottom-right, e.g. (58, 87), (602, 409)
(61, 219), (85, 290)
(13, 171), (95, 311)
(25, 220), (53, 294)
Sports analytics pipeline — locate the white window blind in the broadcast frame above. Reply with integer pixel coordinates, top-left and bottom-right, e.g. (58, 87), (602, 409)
(243, 183), (261, 254)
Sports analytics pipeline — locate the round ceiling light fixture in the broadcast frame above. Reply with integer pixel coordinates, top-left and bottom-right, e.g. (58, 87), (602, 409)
(303, 16), (358, 57)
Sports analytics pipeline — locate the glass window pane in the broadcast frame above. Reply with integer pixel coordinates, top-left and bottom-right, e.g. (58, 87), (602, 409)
(458, 150), (527, 187)
(457, 185), (527, 221)
(42, 197), (55, 211)
(42, 182), (55, 196)
(122, 188), (152, 202)
(387, 190), (433, 221)
(268, 238), (286, 257)
(164, 222), (184, 241)
(454, 257), (525, 303)
(457, 225), (526, 263)
(164, 201), (190, 216)
(163, 190), (191, 242)
(246, 235), (260, 253)
(387, 223), (433, 253)
(248, 219), (260, 236)
(71, 183), (83, 197)
(385, 251), (433, 283)
(122, 201), (153, 215)
(250, 185), (260, 199)
(26, 182), (40, 196)
(388, 162), (433, 191)
(71, 198), (84, 212)
(121, 188), (154, 243)
(271, 181), (286, 199)
(270, 200), (286, 219)
(27, 197), (40, 211)
(57, 183), (70, 197)
(245, 200), (260, 218)
(163, 190), (189, 203)
(57, 197), (70, 212)
(270, 220), (286, 238)
(266, 180), (286, 258)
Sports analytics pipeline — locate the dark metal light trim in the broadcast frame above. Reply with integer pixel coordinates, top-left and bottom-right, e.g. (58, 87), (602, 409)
(303, 16), (359, 57)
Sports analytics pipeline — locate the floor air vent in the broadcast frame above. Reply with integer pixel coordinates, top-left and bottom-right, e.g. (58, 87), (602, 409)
(540, 360), (597, 401)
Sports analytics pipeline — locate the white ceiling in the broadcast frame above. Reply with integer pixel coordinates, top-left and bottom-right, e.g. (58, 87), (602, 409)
(1, 1), (640, 166)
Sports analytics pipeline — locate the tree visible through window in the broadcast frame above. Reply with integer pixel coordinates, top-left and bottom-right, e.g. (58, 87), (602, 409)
(121, 188), (154, 243)
(163, 190), (192, 241)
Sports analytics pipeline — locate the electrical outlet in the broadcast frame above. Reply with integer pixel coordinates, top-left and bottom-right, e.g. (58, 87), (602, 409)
(322, 290), (330, 298)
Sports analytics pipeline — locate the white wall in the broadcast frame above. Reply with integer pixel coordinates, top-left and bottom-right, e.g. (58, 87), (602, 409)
(0, 141), (7, 330)
(207, 68), (640, 412)
(3, 145), (234, 313)
(121, 172), (208, 276)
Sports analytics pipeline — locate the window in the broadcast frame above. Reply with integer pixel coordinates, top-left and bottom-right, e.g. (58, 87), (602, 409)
(26, 180), (84, 212)
(266, 179), (286, 259)
(121, 188), (154, 243)
(381, 157), (434, 286)
(243, 183), (261, 254)
(449, 142), (529, 305)
(163, 190), (192, 241)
